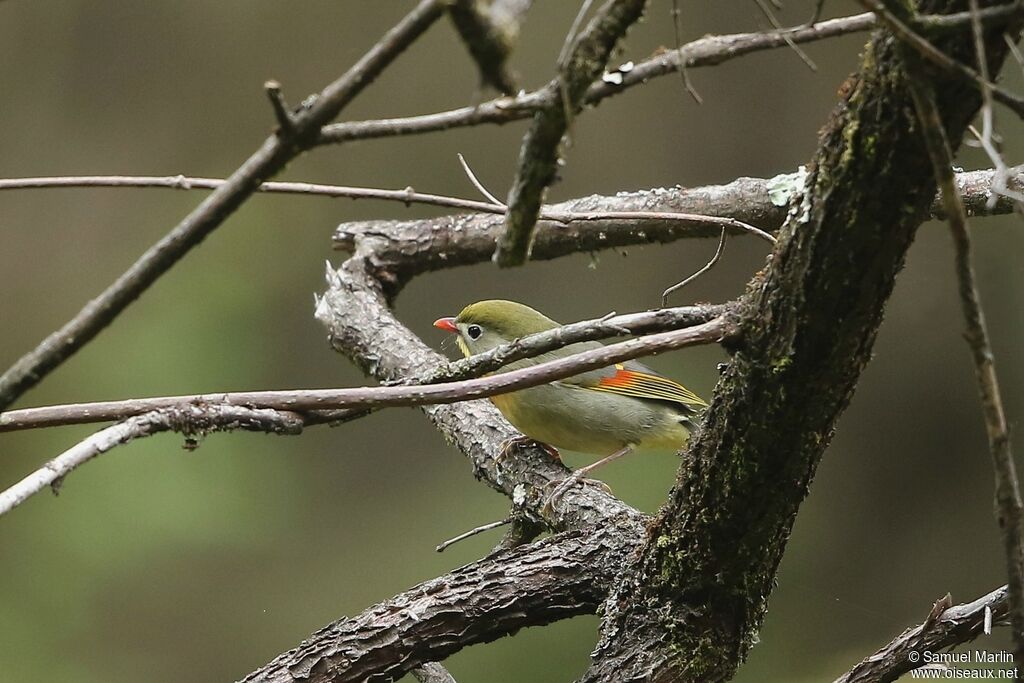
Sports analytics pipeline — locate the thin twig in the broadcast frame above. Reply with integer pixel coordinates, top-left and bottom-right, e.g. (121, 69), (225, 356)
(0, 0), (449, 413)
(753, 0), (818, 70)
(0, 406), (304, 518)
(916, 3), (1024, 33)
(0, 315), (733, 432)
(0, 174), (773, 244)
(2, 302), (729, 432)
(457, 153), (506, 206)
(436, 518), (511, 552)
(0, 175), (504, 212)
(671, 0), (703, 103)
(905, 54), (1024, 674)
(557, 0), (596, 69)
(661, 227), (727, 306)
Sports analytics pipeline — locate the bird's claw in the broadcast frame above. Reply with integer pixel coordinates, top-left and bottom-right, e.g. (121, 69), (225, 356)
(540, 474), (612, 515)
(495, 436), (561, 466)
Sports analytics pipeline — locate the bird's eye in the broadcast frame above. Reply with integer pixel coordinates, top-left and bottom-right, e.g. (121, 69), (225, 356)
(466, 324), (482, 340)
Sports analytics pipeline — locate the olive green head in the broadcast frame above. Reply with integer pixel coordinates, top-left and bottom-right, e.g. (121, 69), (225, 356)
(435, 300), (559, 356)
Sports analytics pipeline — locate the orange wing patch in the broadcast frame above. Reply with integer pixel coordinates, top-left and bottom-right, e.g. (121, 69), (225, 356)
(590, 364), (707, 408)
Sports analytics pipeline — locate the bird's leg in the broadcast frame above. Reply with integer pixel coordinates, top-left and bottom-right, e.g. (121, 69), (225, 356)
(542, 445), (634, 512)
(496, 435), (561, 466)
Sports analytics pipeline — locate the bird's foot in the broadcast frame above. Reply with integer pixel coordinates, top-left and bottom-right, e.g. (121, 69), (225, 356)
(495, 436), (561, 467)
(540, 473), (612, 515)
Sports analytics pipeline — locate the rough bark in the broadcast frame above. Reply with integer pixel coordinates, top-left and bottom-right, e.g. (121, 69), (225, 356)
(240, 524), (642, 683)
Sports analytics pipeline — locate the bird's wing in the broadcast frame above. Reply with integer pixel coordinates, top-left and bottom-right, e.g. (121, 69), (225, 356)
(557, 359), (707, 410)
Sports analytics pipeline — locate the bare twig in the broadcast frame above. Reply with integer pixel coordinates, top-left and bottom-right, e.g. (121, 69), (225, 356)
(319, 12), (879, 144)
(671, 0), (703, 103)
(436, 518), (511, 552)
(264, 80), (295, 134)
(661, 227), (727, 306)
(834, 586), (1009, 683)
(753, 0), (818, 70)
(0, 405), (303, 518)
(494, 0), (649, 267)
(0, 174), (770, 244)
(0, 315), (733, 432)
(0, 0), (448, 413)
(906, 53), (1024, 674)
(457, 153), (506, 206)
(0, 175), (504, 212)
(916, 3), (1024, 34)
(557, 0), (596, 69)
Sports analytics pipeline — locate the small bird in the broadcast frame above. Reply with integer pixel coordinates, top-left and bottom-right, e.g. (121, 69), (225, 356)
(434, 300), (707, 501)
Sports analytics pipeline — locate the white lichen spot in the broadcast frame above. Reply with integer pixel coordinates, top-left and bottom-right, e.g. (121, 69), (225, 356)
(601, 71), (624, 85)
(619, 61), (635, 73)
(513, 483), (527, 506)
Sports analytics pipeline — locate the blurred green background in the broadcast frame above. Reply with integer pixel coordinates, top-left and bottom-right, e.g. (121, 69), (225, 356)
(2, 1), (1022, 681)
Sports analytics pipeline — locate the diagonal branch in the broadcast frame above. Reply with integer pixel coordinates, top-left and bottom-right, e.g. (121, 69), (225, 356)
(494, 0), (648, 266)
(319, 13), (879, 144)
(835, 586), (1009, 683)
(0, 0), (448, 413)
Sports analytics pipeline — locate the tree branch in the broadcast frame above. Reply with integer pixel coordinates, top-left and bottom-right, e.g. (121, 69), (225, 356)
(494, 0), (648, 266)
(0, 0), (447, 412)
(240, 522), (644, 683)
(333, 166), (1024, 290)
(0, 406), (303, 517)
(834, 586), (1009, 683)
(318, 13), (880, 144)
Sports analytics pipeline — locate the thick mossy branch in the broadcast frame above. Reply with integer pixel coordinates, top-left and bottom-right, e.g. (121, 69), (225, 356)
(579, 2), (1024, 681)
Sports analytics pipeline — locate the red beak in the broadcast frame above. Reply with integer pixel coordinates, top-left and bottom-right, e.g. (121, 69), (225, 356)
(433, 317), (458, 333)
